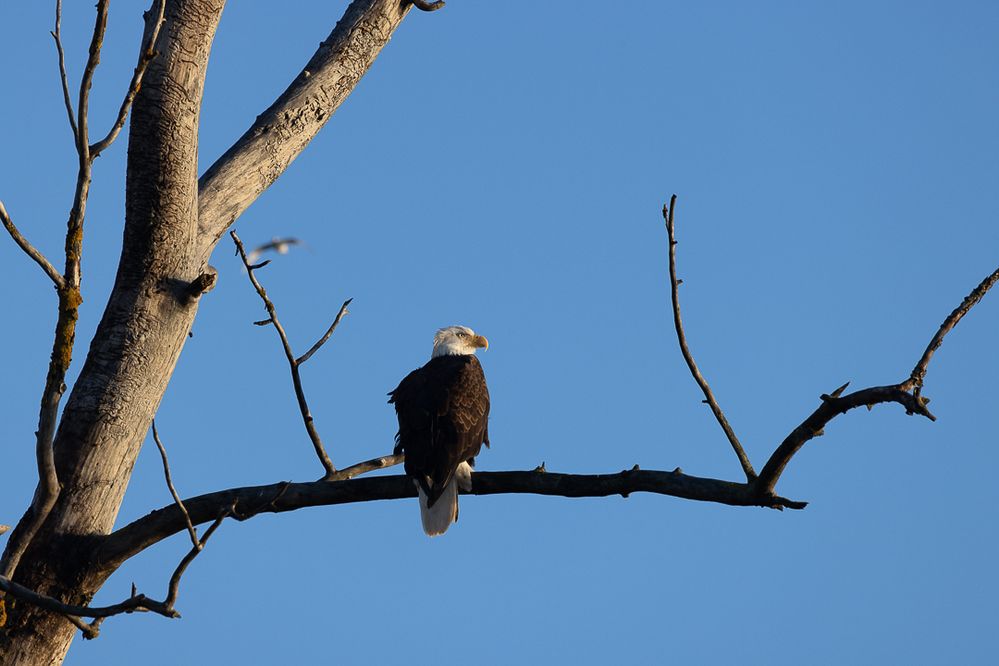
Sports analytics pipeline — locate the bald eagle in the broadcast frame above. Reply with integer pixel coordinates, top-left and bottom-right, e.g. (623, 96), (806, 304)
(389, 326), (490, 536)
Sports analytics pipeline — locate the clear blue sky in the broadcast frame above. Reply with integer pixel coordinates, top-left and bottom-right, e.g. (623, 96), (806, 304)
(2, 2), (998, 664)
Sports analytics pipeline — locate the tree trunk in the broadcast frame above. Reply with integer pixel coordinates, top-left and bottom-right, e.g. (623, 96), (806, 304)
(0, 2), (224, 661)
(0, 1), (413, 662)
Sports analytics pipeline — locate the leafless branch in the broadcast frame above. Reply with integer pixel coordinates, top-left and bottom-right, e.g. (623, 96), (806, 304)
(230, 230), (342, 478)
(754, 383), (934, 495)
(99, 466), (806, 569)
(663, 195), (757, 481)
(152, 422), (198, 549)
(90, 0), (166, 158)
(50, 0), (78, 142)
(904, 265), (999, 397)
(0, 509), (227, 640)
(196, 0), (420, 254)
(0, 574), (178, 624)
(75, 0), (109, 160)
(0, 200), (65, 289)
(752, 261), (999, 494)
(327, 453), (404, 481)
(297, 299), (352, 366)
(164, 513), (225, 609)
(0, 0), (112, 582)
(77, 226), (998, 629)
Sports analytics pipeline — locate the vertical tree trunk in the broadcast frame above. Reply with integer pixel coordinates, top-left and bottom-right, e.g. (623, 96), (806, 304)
(1, 0), (413, 661)
(0, 2), (224, 662)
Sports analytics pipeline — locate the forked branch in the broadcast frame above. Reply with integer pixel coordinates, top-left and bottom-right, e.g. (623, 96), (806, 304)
(0, 511), (226, 640)
(754, 259), (997, 495)
(231, 231), (350, 478)
(1, 417), (227, 639)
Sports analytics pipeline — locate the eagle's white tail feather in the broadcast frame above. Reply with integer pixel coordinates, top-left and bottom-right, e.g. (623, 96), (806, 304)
(418, 480), (458, 537)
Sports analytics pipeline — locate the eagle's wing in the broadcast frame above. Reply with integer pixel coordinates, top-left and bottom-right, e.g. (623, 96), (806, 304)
(389, 356), (489, 505)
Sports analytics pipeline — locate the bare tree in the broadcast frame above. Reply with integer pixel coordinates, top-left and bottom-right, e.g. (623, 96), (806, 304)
(0, 1), (995, 664)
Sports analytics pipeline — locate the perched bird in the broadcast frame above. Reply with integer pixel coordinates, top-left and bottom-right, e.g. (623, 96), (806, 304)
(389, 326), (490, 536)
(245, 237), (305, 265)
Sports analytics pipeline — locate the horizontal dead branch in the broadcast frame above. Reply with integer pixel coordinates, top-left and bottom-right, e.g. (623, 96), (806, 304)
(0, 574), (178, 623)
(98, 467), (804, 569)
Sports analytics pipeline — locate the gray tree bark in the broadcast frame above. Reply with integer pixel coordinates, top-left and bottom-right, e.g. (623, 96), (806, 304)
(0, 1), (412, 663)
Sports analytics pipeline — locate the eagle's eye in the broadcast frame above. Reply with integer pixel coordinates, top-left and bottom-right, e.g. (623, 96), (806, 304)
(456, 331), (467, 338)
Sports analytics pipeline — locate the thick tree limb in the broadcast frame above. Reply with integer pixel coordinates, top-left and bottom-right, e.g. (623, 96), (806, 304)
(98, 468), (806, 569)
(663, 195), (757, 481)
(197, 0), (417, 254)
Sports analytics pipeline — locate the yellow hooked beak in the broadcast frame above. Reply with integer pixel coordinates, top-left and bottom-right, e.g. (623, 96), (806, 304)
(472, 334), (489, 350)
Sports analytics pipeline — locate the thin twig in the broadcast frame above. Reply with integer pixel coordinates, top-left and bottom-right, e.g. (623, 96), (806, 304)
(0, 200), (65, 289)
(64, 613), (97, 639)
(51, 0), (79, 142)
(90, 0), (166, 158)
(904, 265), (999, 397)
(152, 421), (198, 548)
(297, 298), (352, 365)
(663, 195), (757, 481)
(165, 512), (225, 609)
(75, 0), (109, 161)
(230, 231), (339, 477)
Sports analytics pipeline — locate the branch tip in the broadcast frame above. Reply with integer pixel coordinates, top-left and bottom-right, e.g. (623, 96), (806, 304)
(410, 0), (445, 11)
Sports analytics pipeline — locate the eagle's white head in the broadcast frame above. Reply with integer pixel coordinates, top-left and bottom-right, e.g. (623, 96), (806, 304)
(432, 325), (489, 358)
